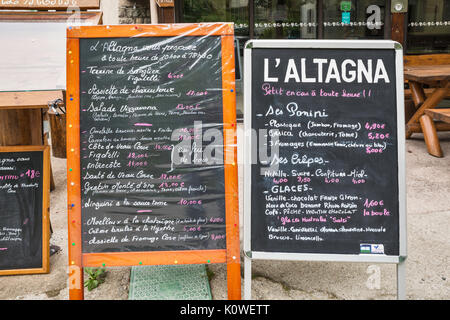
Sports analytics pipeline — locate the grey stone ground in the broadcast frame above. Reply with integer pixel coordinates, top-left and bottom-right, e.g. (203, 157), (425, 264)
(1, 95), (449, 300)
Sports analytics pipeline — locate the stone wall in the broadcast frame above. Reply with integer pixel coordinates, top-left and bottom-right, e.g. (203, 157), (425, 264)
(119, 0), (151, 24)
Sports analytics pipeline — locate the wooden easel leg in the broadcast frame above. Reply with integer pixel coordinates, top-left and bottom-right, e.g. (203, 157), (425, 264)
(420, 115), (443, 157)
(227, 261), (242, 300)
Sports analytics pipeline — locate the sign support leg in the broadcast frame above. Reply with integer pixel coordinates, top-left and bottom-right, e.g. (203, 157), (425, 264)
(397, 260), (406, 300)
(67, 36), (84, 301)
(244, 255), (252, 300)
(227, 261), (241, 300)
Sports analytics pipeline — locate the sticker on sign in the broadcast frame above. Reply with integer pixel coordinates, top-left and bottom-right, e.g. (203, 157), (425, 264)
(360, 244), (385, 254)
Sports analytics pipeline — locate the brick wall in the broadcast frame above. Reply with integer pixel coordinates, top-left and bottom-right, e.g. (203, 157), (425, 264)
(118, 0), (151, 24)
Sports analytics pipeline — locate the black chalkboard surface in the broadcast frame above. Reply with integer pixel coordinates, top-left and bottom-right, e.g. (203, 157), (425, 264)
(247, 45), (404, 258)
(78, 36), (227, 254)
(0, 147), (50, 274)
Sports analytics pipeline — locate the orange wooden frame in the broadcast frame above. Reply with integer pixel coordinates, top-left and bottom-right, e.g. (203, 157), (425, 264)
(66, 23), (240, 300)
(0, 146), (50, 276)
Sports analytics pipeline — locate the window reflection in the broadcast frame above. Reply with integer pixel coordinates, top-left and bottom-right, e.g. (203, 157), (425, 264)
(323, 0), (385, 39)
(182, 0), (249, 37)
(254, 0), (317, 39)
(180, 0), (450, 55)
(407, 0), (450, 54)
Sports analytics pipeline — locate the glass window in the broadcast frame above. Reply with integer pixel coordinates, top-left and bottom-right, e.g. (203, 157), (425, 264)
(182, 0), (250, 37)
(323, 0), (385, 39)
(254, 0), (317, 39)
(407, 0), (450, 54)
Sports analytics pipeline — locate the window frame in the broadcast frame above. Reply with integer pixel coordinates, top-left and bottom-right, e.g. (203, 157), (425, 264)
(176, 0), (434, 48)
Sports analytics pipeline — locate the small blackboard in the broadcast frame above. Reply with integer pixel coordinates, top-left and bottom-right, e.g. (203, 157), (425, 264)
(0, 146), (50, 275)
(244, 40), (406, 263)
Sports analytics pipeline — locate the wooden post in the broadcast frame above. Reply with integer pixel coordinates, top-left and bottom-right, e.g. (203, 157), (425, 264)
(157, 6), (175, 23)
(48, 112), (67, 159)
(391, 12), (406, 47)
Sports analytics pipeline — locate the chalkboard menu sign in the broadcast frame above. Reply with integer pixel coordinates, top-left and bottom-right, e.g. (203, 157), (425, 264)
(0, 146), (50, 275)
(67, 24), (240, 300)
(244, 40), (406, 263)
